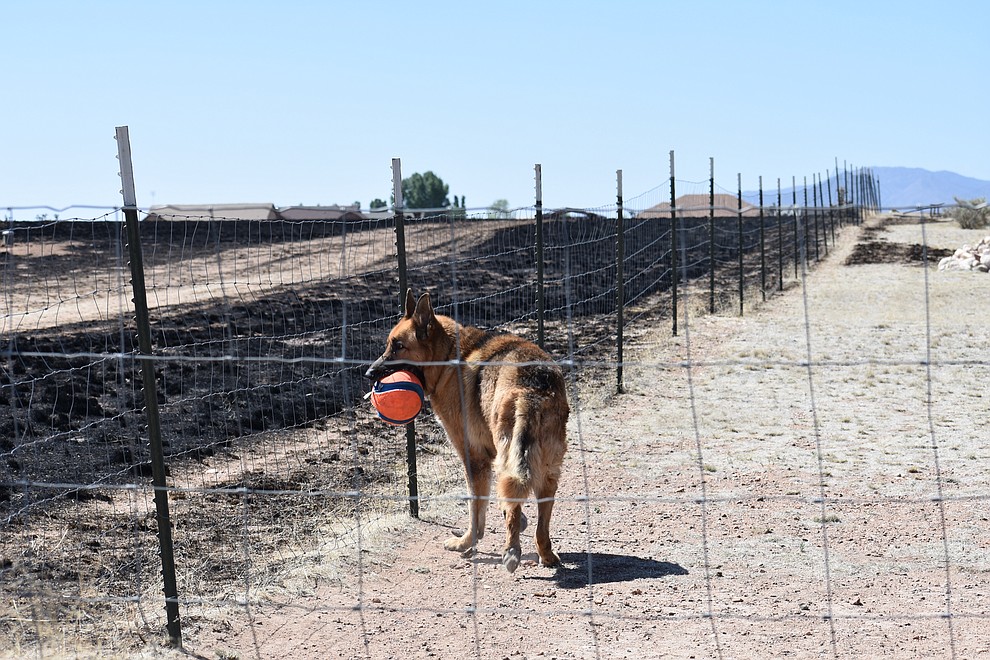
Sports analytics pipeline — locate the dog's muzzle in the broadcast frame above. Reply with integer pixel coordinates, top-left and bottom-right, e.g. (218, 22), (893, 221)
(364, 356), (426, 388)
(364, 355), (393, 381)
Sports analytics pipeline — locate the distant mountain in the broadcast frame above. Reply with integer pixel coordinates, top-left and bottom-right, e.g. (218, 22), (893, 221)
(872, 166), (990, 210)
(742, 167), (990, 212)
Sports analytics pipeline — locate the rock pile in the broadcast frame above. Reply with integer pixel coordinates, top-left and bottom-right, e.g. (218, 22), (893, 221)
(938, 236), (990, 272)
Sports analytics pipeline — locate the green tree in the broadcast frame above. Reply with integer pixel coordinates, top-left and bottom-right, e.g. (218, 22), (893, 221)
(402, 171), (450, 209)
(370, 198), (387, 210)
(488, 199), (510, 218)
(449, 194), (467, 219)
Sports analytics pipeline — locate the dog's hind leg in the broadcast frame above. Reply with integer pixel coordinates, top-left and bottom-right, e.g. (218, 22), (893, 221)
(444, 456), (492, 556)
(496, 475), (528, 573)
(534, 473), (561, 568)
(494, 409), (533, 573)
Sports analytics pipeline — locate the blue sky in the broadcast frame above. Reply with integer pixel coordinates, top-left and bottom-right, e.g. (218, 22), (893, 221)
(3, 1), (988, 214)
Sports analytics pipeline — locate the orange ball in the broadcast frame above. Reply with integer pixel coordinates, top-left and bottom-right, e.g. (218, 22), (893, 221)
(370, 370), (425, 426)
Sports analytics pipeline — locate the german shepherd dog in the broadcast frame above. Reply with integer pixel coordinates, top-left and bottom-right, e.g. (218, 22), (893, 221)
(366, 290), (568, 573)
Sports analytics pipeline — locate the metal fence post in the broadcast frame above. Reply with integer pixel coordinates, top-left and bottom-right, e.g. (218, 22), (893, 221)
(759, 176), (766, 302)
(818, 170), (835, 255)
(669, 151), (678, 336)
(852, 166), (858, 222)
(858, 168), (864, 221)
(777, 178), (783, 292)
(115, 126), (181, 647)
(708, 157), (715, 314)
(828, 172), (842, 238)
(535, 164), (545, 349)
(803, 177), (812, 265)
(737, 173), (743, 316)
(615, 169), (625, 394)
(813, 173), (823, 258)
(791, 175), (801, 279)
(857, 168), (864, 221)
(843, 161), (849, 224)
(834, 159), (842, 228)
(391, 157), (419, 519)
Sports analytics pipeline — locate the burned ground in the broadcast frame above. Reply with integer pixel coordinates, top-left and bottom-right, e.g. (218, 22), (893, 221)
(1, 210), (875, 652)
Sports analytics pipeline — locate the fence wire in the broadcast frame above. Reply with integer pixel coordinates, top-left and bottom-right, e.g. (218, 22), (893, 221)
(4, 166), (987, 658)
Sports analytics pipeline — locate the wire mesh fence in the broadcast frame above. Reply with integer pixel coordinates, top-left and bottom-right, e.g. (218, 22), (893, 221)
(12, 140), (976, 658)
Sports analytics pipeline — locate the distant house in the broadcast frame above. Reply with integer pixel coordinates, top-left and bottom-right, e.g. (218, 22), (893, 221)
(277, 204), (364, 221)
(637, 193), (760, 219)
(544, 207), (609, 221)
(364, 208), (393, 222)
(144, 203), (278, 221)
(144, 203), (379, 223)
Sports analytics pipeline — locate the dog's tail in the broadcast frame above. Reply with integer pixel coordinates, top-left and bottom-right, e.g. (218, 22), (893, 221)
(501, 403), (535, 491)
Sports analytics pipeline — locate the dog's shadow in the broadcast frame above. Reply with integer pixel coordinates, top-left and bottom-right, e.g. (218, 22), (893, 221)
(546, 552), (687, 588)
(472, 550), (687, 587)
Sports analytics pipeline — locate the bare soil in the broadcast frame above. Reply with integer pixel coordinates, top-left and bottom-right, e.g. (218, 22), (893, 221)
(4, 213), (990, 659)
(181, 216), (990, 659)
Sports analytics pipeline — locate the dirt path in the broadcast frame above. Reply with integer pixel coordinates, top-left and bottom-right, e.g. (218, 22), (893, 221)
(186, 217), (990, 659)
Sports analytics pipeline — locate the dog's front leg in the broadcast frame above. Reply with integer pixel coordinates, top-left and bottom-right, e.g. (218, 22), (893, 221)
(444, 455), (491, 556)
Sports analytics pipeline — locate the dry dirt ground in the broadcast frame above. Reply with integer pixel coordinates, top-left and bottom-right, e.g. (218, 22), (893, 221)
(172, 216), (989, 660)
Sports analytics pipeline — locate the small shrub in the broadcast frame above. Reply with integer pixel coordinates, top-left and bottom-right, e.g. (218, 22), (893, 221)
(946, 197), (989, 229)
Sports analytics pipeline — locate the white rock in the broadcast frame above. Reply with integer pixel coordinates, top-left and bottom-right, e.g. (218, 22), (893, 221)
(938, 240), (990, 274)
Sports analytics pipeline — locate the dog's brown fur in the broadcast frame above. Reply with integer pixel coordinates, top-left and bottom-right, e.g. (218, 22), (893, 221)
(366, 290), (568, 573)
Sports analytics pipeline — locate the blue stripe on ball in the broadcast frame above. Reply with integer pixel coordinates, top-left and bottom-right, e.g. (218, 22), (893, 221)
(372, 378), (425, 424)
(373, 380), (424, 401)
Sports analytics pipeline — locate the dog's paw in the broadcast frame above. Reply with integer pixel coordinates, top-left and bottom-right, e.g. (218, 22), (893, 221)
(444, 534), (473, 553)
(501, 547), (521, 573)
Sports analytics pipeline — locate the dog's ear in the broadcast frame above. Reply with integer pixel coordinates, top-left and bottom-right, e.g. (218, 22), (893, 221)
(402, 289), (416, 319)
(413, 293), (434, 339)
